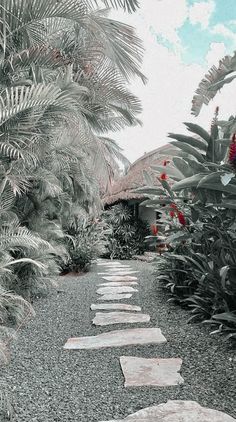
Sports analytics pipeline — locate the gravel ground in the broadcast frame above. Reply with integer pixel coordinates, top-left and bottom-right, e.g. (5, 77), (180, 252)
(1, 260), (236, 422)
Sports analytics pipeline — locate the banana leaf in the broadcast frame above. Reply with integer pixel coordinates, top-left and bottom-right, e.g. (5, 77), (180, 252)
(184, 122), (212, 143)
(168, 133), (207, 151)
(170, 141), (205, 163)
(172, 174), (205, 191)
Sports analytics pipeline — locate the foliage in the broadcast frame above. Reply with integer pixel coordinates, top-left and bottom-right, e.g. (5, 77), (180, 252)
(192, 52), (236, 116)
(0, 0), (144, 416)
(103, 203), (150, 259)
(139, 115), (236, 342)
(62, 216), (109, 272)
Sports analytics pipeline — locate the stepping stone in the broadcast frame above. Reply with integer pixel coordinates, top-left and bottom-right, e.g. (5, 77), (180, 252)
(98, 271), (139, 276)
(102, 276), (138, 282)
(98, 282), (138, 287)
(120, 356), (183, 387)
(99, 400), (236, 421)
(64, 328), (167, 350)
(97, 262), (121, 266)
(91, 304), (142, 312)
(98, 294), (133, 301)
(93, 312), (150, 326)
(97, 286), (138, 295)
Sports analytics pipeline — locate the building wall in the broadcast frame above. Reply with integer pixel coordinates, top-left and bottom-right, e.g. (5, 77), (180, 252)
(138, 206), (156, 226)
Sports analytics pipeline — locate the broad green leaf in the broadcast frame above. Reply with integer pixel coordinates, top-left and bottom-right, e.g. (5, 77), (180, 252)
(172, 157), (194, 178)
(184, 122), (212, 143)
(172, 174), (205, 191)
(198, 182), (236, 195)
(197, 172), (223, 187)
(184, 157), (208, 174)
(170, 141), (205, 163)
(168, 133), (207, 151)
(218, 200), (236, 209)
(218, 138), (231, 146)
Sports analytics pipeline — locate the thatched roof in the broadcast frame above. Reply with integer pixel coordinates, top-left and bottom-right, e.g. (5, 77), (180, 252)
(103, 143), (180, 206)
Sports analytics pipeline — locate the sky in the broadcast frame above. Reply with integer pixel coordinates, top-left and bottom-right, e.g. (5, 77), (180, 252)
(110, 0), (236, 163)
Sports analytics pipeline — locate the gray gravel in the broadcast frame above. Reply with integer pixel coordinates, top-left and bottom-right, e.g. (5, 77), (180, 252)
(1, 260), (236, 421)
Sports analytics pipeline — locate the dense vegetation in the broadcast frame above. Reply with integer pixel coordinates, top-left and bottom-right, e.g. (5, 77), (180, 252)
(102, 203), (149, 259)
(140, 65), (236, 341)
(0, 0), (143, 417)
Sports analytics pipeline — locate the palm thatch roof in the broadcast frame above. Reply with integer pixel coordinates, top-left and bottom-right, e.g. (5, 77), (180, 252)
(103, 143), (180, 205)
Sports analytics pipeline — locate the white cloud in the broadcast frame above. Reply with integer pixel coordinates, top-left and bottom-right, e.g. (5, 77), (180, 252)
(205, 42), (227, 66)
(188, 0), (215, 29)
(211, 23), (236, 43)
(108, 2), (235, 163)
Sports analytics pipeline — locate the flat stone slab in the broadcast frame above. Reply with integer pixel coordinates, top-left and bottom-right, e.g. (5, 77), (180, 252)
(102, 276), (138, 282)
(64, 328), (167, 350)
(99, 400), (236, 421)
(99, 282), (138, 287)
(98, 271), (139, 276)
(97, 262), (121, 266)
(97, 286), (138, 295)
(91, 304), (142, 312)
(120, 356), (183, 387)
(98, 294), (133, 301)
(93, 312), (150, 326)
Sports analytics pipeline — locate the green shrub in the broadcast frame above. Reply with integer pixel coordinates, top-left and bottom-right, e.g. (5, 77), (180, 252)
(139, 116), (236, 341)
(102, 204), (150, 259)
(62, 217), (109, 273)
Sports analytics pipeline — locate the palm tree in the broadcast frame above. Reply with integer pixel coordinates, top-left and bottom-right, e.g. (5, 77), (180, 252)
(0, 1), (145, 390)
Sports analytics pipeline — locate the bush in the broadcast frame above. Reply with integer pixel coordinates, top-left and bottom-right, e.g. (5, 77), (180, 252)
(62, 217), (109, 273)
(140, 117), (236, 342)
(102, 204), (150, 259)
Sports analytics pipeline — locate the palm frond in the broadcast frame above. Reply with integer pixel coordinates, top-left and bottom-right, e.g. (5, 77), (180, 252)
(87, 0), (139, 12)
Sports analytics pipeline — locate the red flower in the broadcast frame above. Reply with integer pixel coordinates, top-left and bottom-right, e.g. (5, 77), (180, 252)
(177, 211), (186, 226)
(170, 210), (175, 218)
(229, 134), (236, 170)
(160, 173), (167, 180)
(151, 224), (158, 235)
(170, 202), (177, 210)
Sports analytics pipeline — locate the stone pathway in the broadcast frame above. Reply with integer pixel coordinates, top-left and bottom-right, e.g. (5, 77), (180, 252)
(64, 260), (235, 421)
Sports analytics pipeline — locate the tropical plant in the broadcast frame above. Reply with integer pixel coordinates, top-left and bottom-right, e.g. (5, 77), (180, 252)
(0, 1), (144, 417)
(137, 115), (236, 341)
(103, 203), (150, 259)
(62, 216), (109, 273)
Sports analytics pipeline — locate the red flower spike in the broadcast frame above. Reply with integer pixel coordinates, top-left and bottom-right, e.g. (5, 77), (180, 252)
(151, 224), (158, 235)
(170, 203), (177, 210)
(160, 173), (167, 180)
(177, 211), (186, 226)
(229, 133), (236, 171)
(170, 210), (175, 218)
